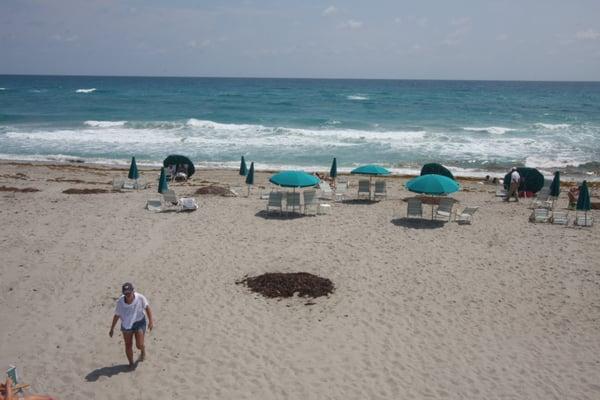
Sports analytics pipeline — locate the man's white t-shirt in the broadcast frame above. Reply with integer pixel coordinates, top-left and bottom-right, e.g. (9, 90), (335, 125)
(511, 171), (520, 184)
(115, 292), (149, 329)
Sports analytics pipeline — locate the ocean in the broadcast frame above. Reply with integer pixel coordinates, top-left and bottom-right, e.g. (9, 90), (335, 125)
(1, 75), (599, 179)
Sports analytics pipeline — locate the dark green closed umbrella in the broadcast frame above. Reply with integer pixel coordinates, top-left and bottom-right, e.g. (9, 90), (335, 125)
(577, 180), (591, 211)
(245, 162), (255, 196)
(158, 167), (169, 194)
(239, 156), (248, 176)
(549, 171), (560, 208)
(128, 156), (139, 180)
(330, 158), (337, 179)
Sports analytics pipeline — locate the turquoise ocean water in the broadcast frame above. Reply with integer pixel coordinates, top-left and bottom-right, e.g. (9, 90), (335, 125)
(1, 75), (599, 178)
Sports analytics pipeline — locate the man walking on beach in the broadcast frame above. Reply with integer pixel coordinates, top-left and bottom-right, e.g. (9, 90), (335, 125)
(109, 283), (154, 368)
(504, 167), (521, 202)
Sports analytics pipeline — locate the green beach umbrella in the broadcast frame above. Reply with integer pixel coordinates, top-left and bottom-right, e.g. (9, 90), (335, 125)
(158, 167), (169, 194)
(245, 162), (255, 196)
(420, 163), (454, 180)
(239, 156), (248, 176)
(128, 156), (139, 180)
(405, 174), (460, 195)
(350, 164), (390, 176)
(330, 158), (338, 179)
(269, 170), (320, 188)
(576, 180), (591, 211)
(549, 171), (560, 208)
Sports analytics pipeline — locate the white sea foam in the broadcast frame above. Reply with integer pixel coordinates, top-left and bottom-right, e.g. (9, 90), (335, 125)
(463, 126), (516, 135)
(84, 120), (127, 128)
(76, 88), (96, 93)
(534, 123), (571, 130)
(0, 88), (6, 91)
(347, 95), (368, 100)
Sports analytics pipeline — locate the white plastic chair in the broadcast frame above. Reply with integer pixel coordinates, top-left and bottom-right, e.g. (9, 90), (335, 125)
(334, 181), (348, 202)
(434, 198), (454, 221)
(575, 212), (593, 227)
(319, 181), (333, 200)
(146, 198), (162, 212)
(358, 179), (370, 199)
(529, 208), (550, 223)
(530, 186), (552, 209)
(303, 190), (319, 215)
(286, 192), (301, 214)
(112, 177), (125, 190)
(373, 180), (387, 200)
(180, 197), (198, 211)
(456, 206), (479, 224)
(266, 191), (283, 214)
(407, 198), (423, 219)
(550, 211), (568, 225)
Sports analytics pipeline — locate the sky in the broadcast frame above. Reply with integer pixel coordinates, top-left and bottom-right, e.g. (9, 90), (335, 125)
(1, 0), (600, 81)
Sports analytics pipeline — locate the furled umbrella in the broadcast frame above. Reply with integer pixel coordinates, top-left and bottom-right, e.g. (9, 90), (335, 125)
(549, 171), (560, 208)
(239, 156), (248, 176)
(576, 180), (591, 225)
(245, 162), (255, 197)
(128, 156), (139, 184)
(158, 167), (169, 194)
(330, 157), (338, 183)
(405, 174), (460, 219)
(350, 164), (390, 200)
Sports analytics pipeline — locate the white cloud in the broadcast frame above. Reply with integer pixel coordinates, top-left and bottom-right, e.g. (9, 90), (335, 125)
(576, 29), (600, 40)
(496, 33), (508, 41)
(188, 39), (211, 49)
(451, 17), (471, 26)
(322, 6), (337, 17)
(340, 19), (363, 30)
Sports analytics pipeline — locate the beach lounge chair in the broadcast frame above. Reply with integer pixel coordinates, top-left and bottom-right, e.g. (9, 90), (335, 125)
(575, 213), (593, 227)
(550, 211), (568, 225)
(407, 198), (423, 219)
(434, 198), (454, 221)
(334, 181), (348, 202)
(529, 208), (550, 223)
(303, 190), (319, 215)
(373, 180), (387, 201)
(319, 181), (333, 200)
(112, 177), (125, 190)
(146, 198), (162, 212)
(162, 189), (182, 210)
(286, 192), (301, 214)
(530, 186), (552, 209)
(495, 184), (507, 197)
(180, 197), (198, 211)
(456, 206), (479, 224)
(266, 191), (283, 214)
(358, 179), (370, 199)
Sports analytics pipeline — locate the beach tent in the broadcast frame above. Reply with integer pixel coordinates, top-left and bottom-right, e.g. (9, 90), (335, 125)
(503, 167), (544, 193)
(420, 163), (454, 180)
(163, 155), (195, 178)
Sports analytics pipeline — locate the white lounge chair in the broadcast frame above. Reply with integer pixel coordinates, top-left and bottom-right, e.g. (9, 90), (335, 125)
(456, 206), (478, 224)
(180, 197), (198, 211)
(434, 198), (454, 221)
(575, 213), (593, 227)
(334, 181), (348, 202)
(495, 184), (507, 198)
(319, 181), (333, 200)
(529, 208), (550, 223)
(373, 180), (387, 201)
(530, 186), (552, 209)
(303, 190), (319, 215)
(146, 198), (162, 212)
(407, 198), (423, 219)
(266, 191), (283, 214)
(550, 211), (568, 225)
(358, 179), (370, 199)
(286, 192), (301, 214)
(112, 177), (125, 190)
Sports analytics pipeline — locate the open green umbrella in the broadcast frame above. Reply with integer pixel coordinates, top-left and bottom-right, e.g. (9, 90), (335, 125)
(245, 162), (254, 196)
(239, 156), (248, 176)
(351, 164), (390, 200)
(128, 156), (139, 180)
(420, 163), (454, 180)
(577, 180), (591, 226)
(270, 171), (319, 188)
(330, 158), (337, 179)
(549, 171), (560, 208)
(158, 167), (169, 194)
(406, 174), (460, 219)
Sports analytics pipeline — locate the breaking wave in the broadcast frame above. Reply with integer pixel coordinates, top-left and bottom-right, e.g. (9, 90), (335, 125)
(76, 88), (96, 93)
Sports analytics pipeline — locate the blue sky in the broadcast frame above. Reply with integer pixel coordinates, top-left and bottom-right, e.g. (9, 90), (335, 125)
(1, 0), (600, 80)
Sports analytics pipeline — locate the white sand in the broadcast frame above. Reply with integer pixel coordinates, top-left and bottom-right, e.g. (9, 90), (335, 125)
(1, 161), (599, 400)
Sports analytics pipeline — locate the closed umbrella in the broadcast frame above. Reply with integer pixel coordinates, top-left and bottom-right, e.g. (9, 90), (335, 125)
(577, 180), (591, 225)
(351, 164), (390, 200)
(405, 174), (460, 219)
(549, 171), (560, 208)
(330, 158), (338, 180)
(245, 162), (254, 197)
(239, 156), (248, 176)
(158, 167), (169, 194)
(128, 156), (139, 180)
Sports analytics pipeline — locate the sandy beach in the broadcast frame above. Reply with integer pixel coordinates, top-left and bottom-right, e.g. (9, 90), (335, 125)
(1, 160), (599, 400)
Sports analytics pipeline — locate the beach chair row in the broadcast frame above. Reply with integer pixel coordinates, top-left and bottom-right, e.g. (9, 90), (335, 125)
(529, 208), (593, 226)
(146, 189), (198, 212)
(266, 190), (330, 215)
(406, 198), (479, 224)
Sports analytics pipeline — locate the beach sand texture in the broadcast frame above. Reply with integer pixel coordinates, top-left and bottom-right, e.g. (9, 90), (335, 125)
(1, 162), (599, 400)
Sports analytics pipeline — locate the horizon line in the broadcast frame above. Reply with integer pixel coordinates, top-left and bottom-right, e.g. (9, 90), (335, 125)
(1, 73), (599, 84)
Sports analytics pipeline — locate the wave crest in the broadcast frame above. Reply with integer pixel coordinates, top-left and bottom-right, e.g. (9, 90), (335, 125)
(347, 95), (368, 101)
(76, 88), (96, 93)
(84, 120), (127, 128)
(463, 126), (516, 135)
(534, 123), (570, 130)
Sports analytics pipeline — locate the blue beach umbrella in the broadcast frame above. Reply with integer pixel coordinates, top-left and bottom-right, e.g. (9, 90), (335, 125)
(269, 170), (320, 188)
(128, 156), (139, 180)
(405, 174), (460, 195)
(330, 158), (338, 179)
(239, 156), (248, 176)
(350, 164), (390, 176)
(158, 167), (169, 194)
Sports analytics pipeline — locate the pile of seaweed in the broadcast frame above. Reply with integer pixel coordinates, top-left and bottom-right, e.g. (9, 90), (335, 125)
(238, 272), (334, 298)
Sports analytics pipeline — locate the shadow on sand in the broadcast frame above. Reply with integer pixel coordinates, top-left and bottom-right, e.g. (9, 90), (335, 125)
(391, 218), (446, 229)
(340, 199), (378, 205)
(255, 210), (311, 220)
(85, 362), (138, 381)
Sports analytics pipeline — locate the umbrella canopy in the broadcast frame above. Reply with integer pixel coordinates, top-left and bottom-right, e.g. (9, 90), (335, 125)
(351, 164), (390, 176)
(163, 154), (195, 177)
(503, 167), (544, 193)
(406, 174), (460, 195)
(330, 158), (338, 179)
(549, 171), (560, 197)
(239, 156), (248, 176)
(158, 167), (169, 193)
(269, 171), (320, 188)
(128, 156), (139, 180)
(245, 162), (255, 185)
(576, 180), (591, 211)
(420, 163), (454, 180)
